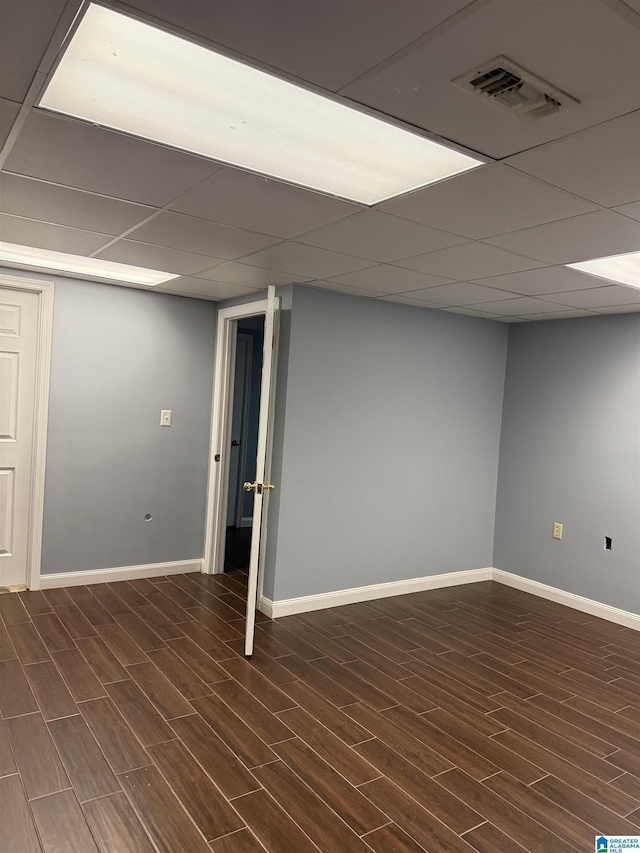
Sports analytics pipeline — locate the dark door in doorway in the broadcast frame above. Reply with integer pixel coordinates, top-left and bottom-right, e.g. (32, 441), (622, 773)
(223, 317), (264, 573)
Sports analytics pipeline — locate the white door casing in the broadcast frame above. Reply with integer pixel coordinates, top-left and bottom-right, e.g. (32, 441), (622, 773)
(0, 275), (53, 590)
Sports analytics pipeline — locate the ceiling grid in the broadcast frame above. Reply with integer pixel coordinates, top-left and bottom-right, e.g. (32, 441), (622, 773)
(0, 0), (637, 319)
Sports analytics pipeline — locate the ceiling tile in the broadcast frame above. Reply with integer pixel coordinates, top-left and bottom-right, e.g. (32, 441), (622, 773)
(328, 264), (453, 294)
(506, 112), (640, 208)
(469, 266), (613, 296)
(304, 281), (381, 298)
(378, 294), (443, 308)
(4, 111), (220, 206)
(169, 167), (362, 238)
(538, 285), (640, 309)
(613, 201), (640, 222)
(126, 211), (279, 260)
(0, 0), (67, 102)
(295, 210), (466, 262)
(241, 242), (374, 278)
(379, 164), (598, 239)
(484, 210), (640, 264)
(470, 296), (576, 315)
(195, 262), (307, 287)
(0, 97), (20, 148)
(0, 174), (155, 236)
(342, 0), (640, 158)
(95, 240), (224, 275)
(0, 213), (112, 254)
(126, 0), (473, 92)
(414, 281), (521, 305)
(156, 277), (261, 301)
(396, 241), (546, 279)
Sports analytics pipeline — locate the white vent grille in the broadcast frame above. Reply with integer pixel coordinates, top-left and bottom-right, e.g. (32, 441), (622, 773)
(452, 56), (578, 122)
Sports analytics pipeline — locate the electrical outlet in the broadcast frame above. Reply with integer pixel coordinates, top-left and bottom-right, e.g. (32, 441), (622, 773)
(160, 409), (172, 427)
(552, 522), (563, 539)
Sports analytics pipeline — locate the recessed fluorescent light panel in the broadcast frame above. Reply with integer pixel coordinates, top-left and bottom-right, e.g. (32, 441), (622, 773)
(38, 3), (484, 205)
(567, 251), (640, 290)
(0, 242), (179, 285)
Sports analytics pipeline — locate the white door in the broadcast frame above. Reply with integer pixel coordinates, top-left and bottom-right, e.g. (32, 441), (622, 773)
(243, 288), (279, 656)
(0, 288), (40, 587)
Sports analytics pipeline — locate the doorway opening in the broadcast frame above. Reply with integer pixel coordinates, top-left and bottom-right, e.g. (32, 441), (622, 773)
(203, 286), (279, 655)
(224, 316), (265, 574)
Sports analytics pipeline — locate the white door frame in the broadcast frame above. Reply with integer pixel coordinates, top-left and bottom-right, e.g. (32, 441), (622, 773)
(0, 274), (54, 591)
(203, 298), (270, 576)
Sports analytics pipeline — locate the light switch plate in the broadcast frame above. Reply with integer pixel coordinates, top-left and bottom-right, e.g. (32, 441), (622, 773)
(552, 522), (563, 539)
(160, 409), (172, 427)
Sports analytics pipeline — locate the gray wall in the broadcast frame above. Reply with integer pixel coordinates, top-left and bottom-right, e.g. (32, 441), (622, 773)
(265, 285), (509, 601)
(493, 314), (640, 613)
(41, 275), (217, 574)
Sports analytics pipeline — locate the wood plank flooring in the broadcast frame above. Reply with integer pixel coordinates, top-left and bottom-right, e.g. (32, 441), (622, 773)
(0, 574), (638, 852)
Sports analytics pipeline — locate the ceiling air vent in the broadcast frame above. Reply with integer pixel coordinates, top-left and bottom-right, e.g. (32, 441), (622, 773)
(452, 56), (578, 122)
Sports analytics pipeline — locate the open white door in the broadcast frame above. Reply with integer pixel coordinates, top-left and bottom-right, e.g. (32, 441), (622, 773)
(243, 287), (279, 656)
(203, 287), (280, 654)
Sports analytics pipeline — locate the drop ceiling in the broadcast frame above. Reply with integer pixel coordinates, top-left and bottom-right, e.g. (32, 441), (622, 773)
(0, 0), (638, 322)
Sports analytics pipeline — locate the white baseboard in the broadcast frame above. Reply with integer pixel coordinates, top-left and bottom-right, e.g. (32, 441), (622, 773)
(260, 567), (493, 619)
(38, 559), (640, 631)
(239, 517), (253, 529)
(257, 596), (272, 618)
(492, 568), (640, 631)
(259, 566), (639, 630)
(39, 559), (203, 589)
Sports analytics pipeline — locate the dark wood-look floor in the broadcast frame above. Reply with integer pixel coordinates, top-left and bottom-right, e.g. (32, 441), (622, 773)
(0, 575), (638, 852)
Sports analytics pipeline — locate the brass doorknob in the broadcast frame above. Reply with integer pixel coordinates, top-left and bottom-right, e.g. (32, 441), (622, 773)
(243, 482), (275, 494)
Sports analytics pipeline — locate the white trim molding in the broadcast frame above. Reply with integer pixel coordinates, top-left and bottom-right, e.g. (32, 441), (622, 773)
(203, 297), (270, 577)
(259, 567), (494, 619)
(260, 566), (639, 629)
(37, 559), (640, 631)
(40, 559), (203, 589)
(0, 274), (54, 592)
(492, 568), (640, 631)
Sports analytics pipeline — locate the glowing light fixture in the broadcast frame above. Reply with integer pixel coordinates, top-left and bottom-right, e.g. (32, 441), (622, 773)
(0, 242), (179, 285)
(566, 251), (640, 290)
(38, 3), (484, 205)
